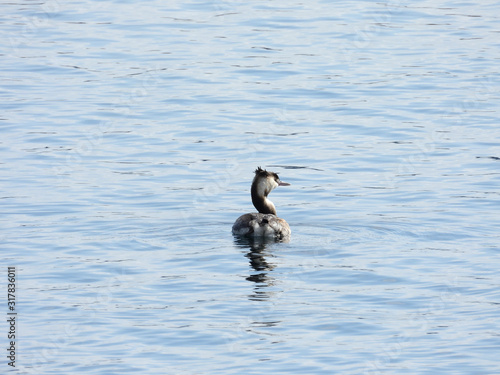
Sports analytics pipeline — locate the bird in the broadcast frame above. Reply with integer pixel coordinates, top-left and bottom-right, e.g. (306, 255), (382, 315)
(232, 167), (291, 239)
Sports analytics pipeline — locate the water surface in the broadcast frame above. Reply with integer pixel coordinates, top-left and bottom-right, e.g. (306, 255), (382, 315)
(2, 0), (500, 374)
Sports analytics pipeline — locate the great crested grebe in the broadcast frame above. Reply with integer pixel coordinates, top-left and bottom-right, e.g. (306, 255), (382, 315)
(232, 167), (291, 239)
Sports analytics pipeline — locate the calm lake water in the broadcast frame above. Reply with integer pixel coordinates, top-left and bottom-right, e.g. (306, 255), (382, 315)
(2, 0), (500, 374)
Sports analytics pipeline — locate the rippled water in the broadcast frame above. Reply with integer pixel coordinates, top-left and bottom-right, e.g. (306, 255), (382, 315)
(2, 0), (500, 374)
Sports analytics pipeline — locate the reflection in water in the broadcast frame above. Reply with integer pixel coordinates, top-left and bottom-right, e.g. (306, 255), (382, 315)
(233, 236), (286, 299)
(230, 236), (283, 346)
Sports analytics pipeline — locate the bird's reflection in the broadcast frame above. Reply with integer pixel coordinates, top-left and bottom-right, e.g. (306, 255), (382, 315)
(233, 235), (287, 300)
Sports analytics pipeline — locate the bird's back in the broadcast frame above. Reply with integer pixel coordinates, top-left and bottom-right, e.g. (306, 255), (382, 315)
(232, 213), (291, 239)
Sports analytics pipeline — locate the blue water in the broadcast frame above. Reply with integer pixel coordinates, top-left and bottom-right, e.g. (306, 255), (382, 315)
(2, 0), (500, 374)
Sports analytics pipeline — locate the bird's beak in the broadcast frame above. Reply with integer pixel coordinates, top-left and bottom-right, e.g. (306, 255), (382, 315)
(278, 181), (290, 186)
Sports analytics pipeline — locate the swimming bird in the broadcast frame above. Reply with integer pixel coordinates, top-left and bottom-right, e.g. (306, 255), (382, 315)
(232, 167), (291, 239)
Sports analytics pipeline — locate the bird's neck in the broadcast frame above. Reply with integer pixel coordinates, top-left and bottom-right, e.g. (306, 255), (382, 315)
(251, 186), (276, 215)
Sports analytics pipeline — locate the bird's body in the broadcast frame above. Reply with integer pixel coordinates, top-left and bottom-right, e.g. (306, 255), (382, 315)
(232, 167), (291, 239)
